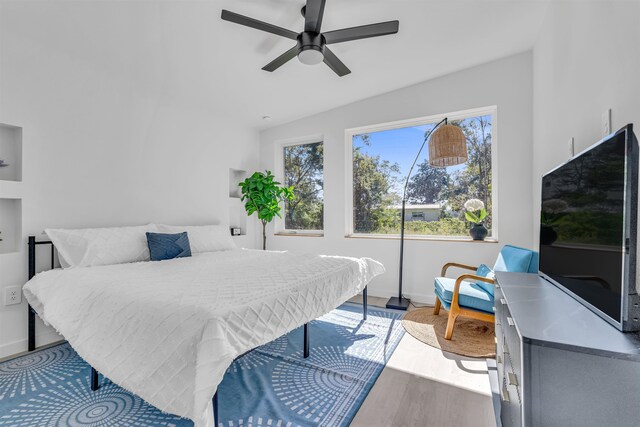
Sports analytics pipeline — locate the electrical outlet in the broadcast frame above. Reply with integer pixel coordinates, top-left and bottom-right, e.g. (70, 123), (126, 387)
(4, 286), (21, 306)
(568, 137), (575, 157)
(602, 109), (612, 137)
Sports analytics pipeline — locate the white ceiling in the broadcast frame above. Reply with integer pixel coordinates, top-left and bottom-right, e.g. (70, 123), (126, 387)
(1, 0), (550, 130)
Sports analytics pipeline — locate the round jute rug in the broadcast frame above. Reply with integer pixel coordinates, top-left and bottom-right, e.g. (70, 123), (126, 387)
(402, 308), (496, 358)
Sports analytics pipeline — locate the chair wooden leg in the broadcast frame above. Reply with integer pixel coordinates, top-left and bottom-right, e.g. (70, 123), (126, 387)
(433, 298), (441, 315)
(444, 309), (459, 340)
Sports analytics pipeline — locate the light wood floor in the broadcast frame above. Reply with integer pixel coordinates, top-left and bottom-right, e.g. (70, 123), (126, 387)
(348, 295), (496, 427)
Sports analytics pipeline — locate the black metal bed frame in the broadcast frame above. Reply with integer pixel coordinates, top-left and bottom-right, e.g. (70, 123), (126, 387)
(26, 235), (368, 424)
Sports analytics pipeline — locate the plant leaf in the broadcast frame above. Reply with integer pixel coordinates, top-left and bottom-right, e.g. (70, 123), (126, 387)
(465, 211), (479, 223)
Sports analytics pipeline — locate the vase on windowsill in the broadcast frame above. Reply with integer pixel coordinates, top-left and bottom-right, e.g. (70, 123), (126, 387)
(469, 223), (488, 241)
(464, 199), (488, 241)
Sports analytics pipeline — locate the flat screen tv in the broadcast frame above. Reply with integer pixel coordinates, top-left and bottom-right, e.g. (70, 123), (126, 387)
(539, 124), (640, 331)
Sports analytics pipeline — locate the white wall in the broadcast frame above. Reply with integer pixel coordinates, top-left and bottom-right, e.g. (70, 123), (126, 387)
(0, 11), (259, 358)
(532, 0), (640, 244)
(260, 52), (535, 304)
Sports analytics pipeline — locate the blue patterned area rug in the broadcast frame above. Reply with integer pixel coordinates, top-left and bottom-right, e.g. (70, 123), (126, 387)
(0, 303), (404, 426)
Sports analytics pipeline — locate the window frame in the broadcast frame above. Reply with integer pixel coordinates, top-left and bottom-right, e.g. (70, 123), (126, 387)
(274, 134), (325, 236)
(344, 106), (498, 241)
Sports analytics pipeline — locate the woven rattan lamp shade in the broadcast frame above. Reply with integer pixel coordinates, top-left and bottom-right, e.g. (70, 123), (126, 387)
(428, 124), (468, 167)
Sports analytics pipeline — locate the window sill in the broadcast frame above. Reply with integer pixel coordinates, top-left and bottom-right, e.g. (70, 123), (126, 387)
(274, 232), (324, 238)
(345, 234), (498, 243)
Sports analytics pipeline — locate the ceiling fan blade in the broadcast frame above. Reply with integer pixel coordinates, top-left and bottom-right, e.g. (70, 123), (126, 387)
(323, 20), (399, 44)
(262, 45), (299, 72)
(304, 0), (326, 33)
(221, 10), (298, 40)
(322, 47), (351, 77)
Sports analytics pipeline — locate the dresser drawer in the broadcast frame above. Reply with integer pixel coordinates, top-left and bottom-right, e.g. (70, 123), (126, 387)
(496, 331), (505, 386)
(494, 285), (504, 314)
(504, 348), (522, 403)
(500, 369), (522, 427)
(503, 316), (522, 383)
(496, 291), (509, 328)
(501, 351), (522, 427)
(495, 283), (523, 427)
(497, 294), (521, 382)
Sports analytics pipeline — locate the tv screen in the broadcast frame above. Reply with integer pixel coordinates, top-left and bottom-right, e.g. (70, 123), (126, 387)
(539, 125), (635, 327)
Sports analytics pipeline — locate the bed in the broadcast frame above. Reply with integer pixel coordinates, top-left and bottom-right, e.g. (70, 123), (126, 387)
(23, 235), (384, 427)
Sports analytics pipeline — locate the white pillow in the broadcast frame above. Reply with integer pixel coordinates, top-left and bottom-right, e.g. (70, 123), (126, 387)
(155, 224), (236, 253)
(45, 224), (158, 268)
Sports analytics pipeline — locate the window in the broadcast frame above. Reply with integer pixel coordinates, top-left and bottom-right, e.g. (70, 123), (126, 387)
(411, 212), (425, 221)
(348, 108), (495, 239)
(282, 141), (324, 231)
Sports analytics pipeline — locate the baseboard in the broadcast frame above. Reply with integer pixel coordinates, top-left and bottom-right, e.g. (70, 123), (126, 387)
(0, 331), (62, 360)
(402, 292), (437, 306)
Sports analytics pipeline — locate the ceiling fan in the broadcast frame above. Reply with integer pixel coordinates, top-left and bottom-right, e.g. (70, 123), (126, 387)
(221, 0), (399, 77)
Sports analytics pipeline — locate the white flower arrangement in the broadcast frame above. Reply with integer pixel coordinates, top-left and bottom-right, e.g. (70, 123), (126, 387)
(464, 199), (485, 212)
(464, 198), (487, 224)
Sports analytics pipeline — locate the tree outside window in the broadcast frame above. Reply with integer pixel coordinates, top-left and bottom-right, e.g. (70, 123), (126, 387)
(352, 113), (493, 237)
(283, 142), (324, 231)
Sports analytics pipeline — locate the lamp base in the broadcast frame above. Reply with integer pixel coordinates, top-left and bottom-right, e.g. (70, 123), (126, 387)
(386, 296), (411, 311)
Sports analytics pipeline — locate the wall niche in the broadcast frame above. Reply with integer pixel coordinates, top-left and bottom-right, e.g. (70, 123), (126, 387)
(228, 168), (248, 241)
(0, 123), (22, 183)
(0, 198), (22, 254)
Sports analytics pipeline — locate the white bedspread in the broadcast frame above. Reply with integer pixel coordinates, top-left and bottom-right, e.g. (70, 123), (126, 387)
(23, 249), (384, 426)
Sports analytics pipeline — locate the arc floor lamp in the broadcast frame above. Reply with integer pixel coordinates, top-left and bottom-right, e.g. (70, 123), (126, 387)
(386, 117), (468, 310)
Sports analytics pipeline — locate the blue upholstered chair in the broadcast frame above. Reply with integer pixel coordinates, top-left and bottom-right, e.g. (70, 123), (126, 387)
(433, 245), (539, 340)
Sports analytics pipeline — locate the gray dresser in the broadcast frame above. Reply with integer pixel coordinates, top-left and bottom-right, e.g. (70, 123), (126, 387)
(492, 271), (640, 427)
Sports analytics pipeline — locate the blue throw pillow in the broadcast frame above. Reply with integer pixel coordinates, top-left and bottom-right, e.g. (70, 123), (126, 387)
(146, 232), (192, 261)
(475, 264), (496, 296)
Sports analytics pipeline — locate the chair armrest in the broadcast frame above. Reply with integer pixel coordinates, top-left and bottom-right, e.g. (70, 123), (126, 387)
(441, 262), (478, 277)
(451, 274), (496, 307)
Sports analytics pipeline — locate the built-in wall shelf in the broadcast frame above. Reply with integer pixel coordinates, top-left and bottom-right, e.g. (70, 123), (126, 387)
(0, 123), (23, 255)
(0, 123), (23, 183)
(229, 168), (246, 199)
(228, 168), (249, 243)
(229, 197), (247, 237)
(0, 198), (22, 254)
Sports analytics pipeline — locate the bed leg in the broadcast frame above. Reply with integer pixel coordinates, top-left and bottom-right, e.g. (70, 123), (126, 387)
(303, 323), (309, 358)
(90, 367), (99, 391)
(213, 390), (219, 427)
(28, 236), (36, 352)
(363, 286), (368, 321)
(28, 305), (36, 352)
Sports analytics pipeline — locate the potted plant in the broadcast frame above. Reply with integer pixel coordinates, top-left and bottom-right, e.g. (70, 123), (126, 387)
(464, 199), (488, 240)
(239, 171), (294, 250)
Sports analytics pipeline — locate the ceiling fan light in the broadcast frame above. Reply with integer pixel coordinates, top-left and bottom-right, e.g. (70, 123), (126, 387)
(298, 47), (324, 65)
